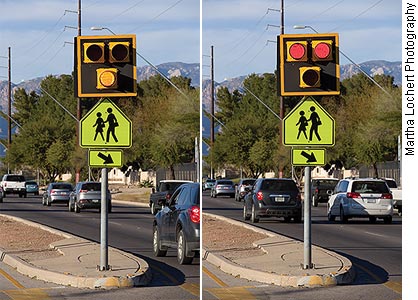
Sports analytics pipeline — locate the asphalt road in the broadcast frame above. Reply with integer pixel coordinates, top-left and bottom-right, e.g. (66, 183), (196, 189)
(0, 195), (199, 300)
(202, 190), (402, 300)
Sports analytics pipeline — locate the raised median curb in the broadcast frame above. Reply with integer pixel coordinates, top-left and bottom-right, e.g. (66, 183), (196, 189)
(0, 214), (152, 289)
(203, 213), (355, 287)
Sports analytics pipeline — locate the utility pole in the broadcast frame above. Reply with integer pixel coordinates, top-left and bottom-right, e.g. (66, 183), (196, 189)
(210, 45), (215, 179)
(278, 0), (285, 178)
(75, 0), (82, 183)
(7, 47), (11, 150)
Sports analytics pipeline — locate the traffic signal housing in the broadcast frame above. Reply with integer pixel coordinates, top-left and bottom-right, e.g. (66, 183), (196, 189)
(277, 33), (339, 96)
(74, 35), (137, 98)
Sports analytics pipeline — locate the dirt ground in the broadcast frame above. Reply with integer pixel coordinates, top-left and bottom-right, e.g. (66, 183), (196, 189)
(0, 216), (64, 262)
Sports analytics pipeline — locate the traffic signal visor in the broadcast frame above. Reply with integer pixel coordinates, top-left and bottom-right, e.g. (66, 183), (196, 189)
(286, 41), (308, 62)
(312, 40), (333, 61)
(109, 41), (130, 63)
(83, 42), (105, 63)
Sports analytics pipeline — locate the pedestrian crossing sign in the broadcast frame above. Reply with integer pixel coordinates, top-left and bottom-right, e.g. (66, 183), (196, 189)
(283, 96), (335, 146)
(80, 98), (132, 148)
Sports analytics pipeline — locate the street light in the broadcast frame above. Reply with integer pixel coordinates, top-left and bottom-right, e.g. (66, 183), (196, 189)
(293, 24), (391, 97)
(90, 26), (116, 35)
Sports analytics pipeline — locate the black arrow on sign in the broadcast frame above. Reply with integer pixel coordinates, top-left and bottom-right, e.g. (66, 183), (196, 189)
(301, 151), (317, 163)
(97, 152), (114, 164)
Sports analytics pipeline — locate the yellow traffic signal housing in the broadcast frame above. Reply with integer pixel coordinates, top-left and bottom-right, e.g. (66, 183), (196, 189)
(286, 41), (308, 62)
(311, 40), (333, 61)
(74, 34), (137, 98)
(299, 66), (321, 88)
(277, 33), (339, 96)
(109, 41), (130, 63)
(83, 42), (105, 63)
(97, 68), (118, 89)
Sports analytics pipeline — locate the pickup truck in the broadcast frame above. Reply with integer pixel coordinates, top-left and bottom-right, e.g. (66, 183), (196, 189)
(149, 180), (193, 215)
(311, 178), (339, 207)
(1, 174), (27, 198)
(383, 178), (402, 216)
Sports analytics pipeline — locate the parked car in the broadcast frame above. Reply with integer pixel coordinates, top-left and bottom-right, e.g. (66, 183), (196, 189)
(243, 178), (302, 223)
(235, 178), (256, 202)
(0, 186), (3, 202)
(153, 182), (200, 264)
(42, 182), (73, 206)
(327, 178), (393, 224)
(68, 181), (111, 213)
(0, 174), (27, 198)
(210, 179), (235, 198)
(25, 181), (39, 196)
(311, 178), (339, 207)
(203, 178), (216, 191)
(382, 178), (402, 216)
(149, 180), (193, 215)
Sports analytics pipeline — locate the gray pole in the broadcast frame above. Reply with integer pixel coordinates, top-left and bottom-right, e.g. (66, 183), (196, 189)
(303, 166), (313, 269)
(100, 168), (109, 271)
(210, 45), (215, 179)
(7, 47), (11, 149)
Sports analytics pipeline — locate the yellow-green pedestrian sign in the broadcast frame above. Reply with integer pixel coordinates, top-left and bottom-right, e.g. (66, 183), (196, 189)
(80, 98), (132, 148)
(292, 148), (326, 166)
(283, 96), (335, 146)
(89, 150), (123, 167)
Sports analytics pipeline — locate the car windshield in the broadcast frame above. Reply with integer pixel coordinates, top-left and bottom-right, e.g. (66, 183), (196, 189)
(52, 183), (72, 190)
(261, 180), (298, 192)
(217, 180), (233, 185)
(352, 181), (389, 193)
(26, 181), (37, 185)
(160, 182), (188, 193)
(6, 175), (25, 182)
(384, 179), (397, 188)
(314, 180), (338, 186)
(206, 179), (215, 183)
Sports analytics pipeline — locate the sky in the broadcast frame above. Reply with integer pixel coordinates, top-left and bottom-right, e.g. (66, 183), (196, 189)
(203, 0), (402, 82)
(0, 0), (199, 83)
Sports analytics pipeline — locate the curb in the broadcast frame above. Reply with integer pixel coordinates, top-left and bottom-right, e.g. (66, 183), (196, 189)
(202, 213), (355, 287)
(0, 214), (152, 289)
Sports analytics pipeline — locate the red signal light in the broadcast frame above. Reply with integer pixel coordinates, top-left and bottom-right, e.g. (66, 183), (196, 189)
(289, 43), (305, 60)
(313, 42), (331, 59)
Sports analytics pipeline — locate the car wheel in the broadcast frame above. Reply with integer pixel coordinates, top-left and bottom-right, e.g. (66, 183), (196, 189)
(75, 204), (80, 213)
(23, 192), (27, 198)
(177, 229), (193, 265)
(243, 204), (250, 220)
(42, 197), (46, 206)
(312, 196), (318, 207)
(0, 197), (3, 203)
(251, 203), (259, 223)
(383, 216), (392, 224)
(327, 210), (335, 222)
(294, 212), (302, 223)
(284, 216), (291, 222)
(151, 202), (157, 215)
(153, 226), (167, 257)
(369, 216), (377, 223)
(47, 198), (51, 206)
(339, 206), (347, 223)
(68, 201), (74, 212)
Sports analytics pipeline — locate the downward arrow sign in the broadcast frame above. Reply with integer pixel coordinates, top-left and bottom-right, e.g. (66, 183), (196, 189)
(97, 152), (114, 164)
(301, 151), (317, 163)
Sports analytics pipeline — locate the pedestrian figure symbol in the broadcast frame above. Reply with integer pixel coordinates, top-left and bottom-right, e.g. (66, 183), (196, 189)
(93, 112), (105, 141)
(295, 106), (322, 142)
(296, 111), (308, 139)
(104, 107), (119, 143)
(307, 106), (321, 142)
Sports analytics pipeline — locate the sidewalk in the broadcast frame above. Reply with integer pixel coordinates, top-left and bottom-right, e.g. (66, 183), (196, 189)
(0, 214), (151, 289)
(203, 213), (355, 288)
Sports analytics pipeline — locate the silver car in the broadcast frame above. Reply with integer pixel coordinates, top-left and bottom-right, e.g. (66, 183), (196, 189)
(69, 181), (111, 213)
(42, 182), (73, 206)
(210, 179), (235, 198)
(327, 178), (393, 224)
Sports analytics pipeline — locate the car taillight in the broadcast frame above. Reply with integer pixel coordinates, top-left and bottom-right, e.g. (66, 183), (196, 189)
(296, 193), (302, 201)
(256, 191), (263, 201)
(80, 189), (88, 193)
(382, 193), (393, 199)
(189, 206), (200, 223)
(51, 189), (57, 195)
(315, 188), (319, 193)
(347, 192), (361, 199)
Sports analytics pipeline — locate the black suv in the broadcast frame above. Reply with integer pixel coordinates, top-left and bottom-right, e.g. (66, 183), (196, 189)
(311, 178), (339, 207)
(153, 182), (200, 264)
(243, 178), (302, 223)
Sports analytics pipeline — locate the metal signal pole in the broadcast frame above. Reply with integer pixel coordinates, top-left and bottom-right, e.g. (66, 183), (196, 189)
(210, 45), (215, 179)
(7, 47), (11, 150)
